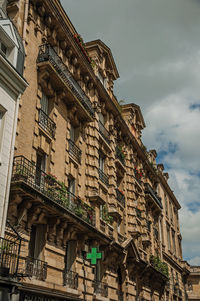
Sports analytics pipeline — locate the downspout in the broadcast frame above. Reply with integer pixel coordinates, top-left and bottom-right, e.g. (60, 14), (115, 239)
(22, 0), (29, 46)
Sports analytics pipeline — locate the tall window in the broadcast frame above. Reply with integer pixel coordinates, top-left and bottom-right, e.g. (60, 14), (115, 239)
(70, 125), (75, 142)
(172, 230), (176, 254)
(65, 241), (76, 271)
(170, 203), (173, 222)
(167, 225), (171, 250)
(68, 177), (75, 205)
(35, 152), (46, 186)
(41, 92), (49, 115)
(99, 154), (105, 172)
(165, 194), (168, 216)
(99, 112), (104, 125)
(29, 225), (45, 260)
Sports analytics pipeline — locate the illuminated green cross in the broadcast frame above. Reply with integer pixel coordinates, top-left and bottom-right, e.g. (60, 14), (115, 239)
(86, 248), (102, 265)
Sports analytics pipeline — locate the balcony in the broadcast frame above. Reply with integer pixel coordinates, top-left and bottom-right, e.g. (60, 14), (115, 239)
(99, 121), (110, 145)
(145, 184), (162, 209)
(38, 109), (56, 138)
(116, 146), (125, 166)
(11, 156), (96, 226)
(98, 168), (109, 187)
(25, 257), (47, 281)
(93, 280), (108, 298)
(0, 236), (21, 277)
(63, 270), (78, 289)
(37, 44), (94, 120)
(69, 139), (82, 163)
(116, 188), (125, 207)
(150, 256), (168, 278)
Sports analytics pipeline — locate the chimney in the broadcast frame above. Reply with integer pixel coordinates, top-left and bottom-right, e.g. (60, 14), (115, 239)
(0, 0), (7, 15)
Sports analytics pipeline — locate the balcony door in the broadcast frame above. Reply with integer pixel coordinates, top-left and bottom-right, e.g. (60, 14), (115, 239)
(41, 92), (49, 115)
(68, 177), (75, 207)
(35, 152), (46, 187)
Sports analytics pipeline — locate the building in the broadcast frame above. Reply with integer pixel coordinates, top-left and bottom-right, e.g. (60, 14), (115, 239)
(0, 0), (189, 300)
(0, 0), (27, 237)
(187, 266), (200, 301)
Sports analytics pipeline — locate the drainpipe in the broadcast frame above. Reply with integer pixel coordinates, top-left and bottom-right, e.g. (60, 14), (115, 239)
(22, 0), (29, 46)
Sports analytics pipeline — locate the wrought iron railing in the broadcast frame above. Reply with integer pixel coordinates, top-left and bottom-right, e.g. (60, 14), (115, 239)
(38, 109), (56, 138)
(69, 139), (82, 163)
(98, 168), (109, 187)
(98, 121), (110, 144)
(0, 236), (21, 277)
(25, 257), (47, 281)
(117, 290), (124, 301)
(11, 156), (96, 226)
(145, 183), (163, 209)
(116, 188), (125, 207)
(93, 280), (108, 297)
(37, 44), (94, 118)
(116, 146), (125, 165)
(63, 270), (78, 289)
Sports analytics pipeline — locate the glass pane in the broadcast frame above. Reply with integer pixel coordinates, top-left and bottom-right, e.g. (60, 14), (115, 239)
(41, 93), (49, 114)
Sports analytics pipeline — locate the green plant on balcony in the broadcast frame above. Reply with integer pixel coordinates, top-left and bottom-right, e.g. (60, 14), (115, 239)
(45, 173), (57, 185)
(150, 255), (169, 278)
(102, 205), (113, 225)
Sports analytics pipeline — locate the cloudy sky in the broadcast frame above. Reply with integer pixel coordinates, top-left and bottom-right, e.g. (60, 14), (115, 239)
(61, 0), (200, 264)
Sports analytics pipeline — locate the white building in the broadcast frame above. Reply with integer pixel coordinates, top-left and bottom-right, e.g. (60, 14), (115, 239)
(0, 0), (27, 236)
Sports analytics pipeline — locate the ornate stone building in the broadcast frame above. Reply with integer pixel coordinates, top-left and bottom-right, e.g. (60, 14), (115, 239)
(0, 0), (189, 300)
(187, 265), (200, 301)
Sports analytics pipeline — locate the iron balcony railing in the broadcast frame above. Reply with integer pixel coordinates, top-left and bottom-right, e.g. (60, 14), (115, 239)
(93, 280), (108, 297)
(37, 44), (94, 118)
(98, 121), (110, 144)
(98, 168), (109, 187)
(25, 257), (47, 281)
(11, 156), (96, 226)
(63, 270), (78, 289)
(0, 236), (21, 277)
(38, 109), (56, 138)
(116, 188), (125, 207)
(145, 183), (163, 209)
(116, 146), (125, 165)
(69, 139), (82, 163)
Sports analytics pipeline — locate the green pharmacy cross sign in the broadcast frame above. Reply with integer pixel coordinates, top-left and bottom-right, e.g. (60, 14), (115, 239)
(86, 248), (102, 265)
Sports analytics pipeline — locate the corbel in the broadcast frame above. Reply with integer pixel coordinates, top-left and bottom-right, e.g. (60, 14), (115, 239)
(47, 217), (60, 243)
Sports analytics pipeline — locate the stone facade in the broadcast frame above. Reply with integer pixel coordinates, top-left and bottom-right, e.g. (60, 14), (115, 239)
(187, 266), (200, 301)
(0, 0), (189, 300)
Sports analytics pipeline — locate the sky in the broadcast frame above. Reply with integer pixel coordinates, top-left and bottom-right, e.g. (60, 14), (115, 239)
(61, 0), (200, 265)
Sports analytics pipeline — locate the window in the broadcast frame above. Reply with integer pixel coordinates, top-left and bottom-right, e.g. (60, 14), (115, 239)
(167, 225), (171, 250)
(170, 203), (173, 222)
(0, 40), (7, 56)
(70, 125), (75, 142)
(65, 241), (76, 271)
(68, 177), (75, 205)
(172, 230), (176, 254)
(99, 154), (105, 172)
(165, 194), (168, 216)
(99, 112), (104, 125)
(29, 225), (45, 260)
(41, 92), (49, 115)
(35, 152), (46, 186)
